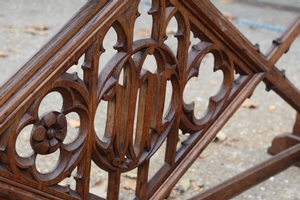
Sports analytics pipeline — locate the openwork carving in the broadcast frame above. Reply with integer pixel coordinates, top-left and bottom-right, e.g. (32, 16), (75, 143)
(181, 44), (235, 131)
(93, 39), (180, 171)
(10, 73), (89, 189)
(0, 0), (299, 199)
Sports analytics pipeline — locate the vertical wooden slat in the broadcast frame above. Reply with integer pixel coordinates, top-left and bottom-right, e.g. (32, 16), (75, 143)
(135, 159), (150, 199)
(107, 171), (121, 200)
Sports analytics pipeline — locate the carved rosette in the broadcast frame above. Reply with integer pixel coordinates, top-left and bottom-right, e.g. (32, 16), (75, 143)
(12, 73), (90, 183)
(30, 112), (67, 155)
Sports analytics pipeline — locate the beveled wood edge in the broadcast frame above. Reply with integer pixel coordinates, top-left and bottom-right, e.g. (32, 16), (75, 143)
(0, 175), (106, 200)
(0, 0), (131, 124)
(182, 0), (300, 112)
(149, 73), (264, 199)
(0, 0), (299, 199)
(180, 0), (268, 72)
(0, 176), (64, 200)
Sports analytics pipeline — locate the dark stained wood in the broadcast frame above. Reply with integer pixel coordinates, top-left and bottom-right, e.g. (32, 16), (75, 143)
(268, 113), (300, 167)
(293, 113), (300, 136)
(0, 0), (299, 199)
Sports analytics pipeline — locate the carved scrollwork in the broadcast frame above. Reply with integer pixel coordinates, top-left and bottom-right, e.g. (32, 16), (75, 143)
(93, 39), (180, 171)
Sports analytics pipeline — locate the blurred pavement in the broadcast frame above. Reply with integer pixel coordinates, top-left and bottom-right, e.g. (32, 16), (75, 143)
(1, 0), (300, 199)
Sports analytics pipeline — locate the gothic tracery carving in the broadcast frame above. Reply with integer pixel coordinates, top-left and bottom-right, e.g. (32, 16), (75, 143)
(0, 0), (299, 199)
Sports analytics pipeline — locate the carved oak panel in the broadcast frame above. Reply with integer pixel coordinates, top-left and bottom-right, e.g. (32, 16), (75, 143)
(0, 0), (299, 199)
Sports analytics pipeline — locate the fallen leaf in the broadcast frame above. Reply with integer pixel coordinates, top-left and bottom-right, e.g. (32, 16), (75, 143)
(29, 24), (49, 31)
(24, 24), (50, 35)
(209, 80), (218, 85)
(9, 28), (19, 33)
(0, 51), (8, 57)
(268, 105), (277, 112)
(69, 119), (80, 128)
(241, 98), (260, 109)
(123, 172), (137, 179)
(199, 152), (209, 159)
(219, 0), (234, 4)
(24, 27), (46, 35)
(9, 48), (20, 53)
(136, 28), (151, 37)
(191, 181), (200, 191)
(122, 181), (136, 191)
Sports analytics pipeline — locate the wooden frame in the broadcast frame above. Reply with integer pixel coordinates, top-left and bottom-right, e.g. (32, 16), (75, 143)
(0, 0), (299, 199)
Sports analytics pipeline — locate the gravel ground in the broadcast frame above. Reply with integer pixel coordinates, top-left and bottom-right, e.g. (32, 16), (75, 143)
(1, 0), (300, 199)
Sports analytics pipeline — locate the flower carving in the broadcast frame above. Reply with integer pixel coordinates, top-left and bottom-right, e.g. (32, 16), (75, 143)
(30, 112), (67, 155)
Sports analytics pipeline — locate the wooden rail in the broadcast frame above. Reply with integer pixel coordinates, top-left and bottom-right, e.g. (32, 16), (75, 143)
(0, 0), (299, 199)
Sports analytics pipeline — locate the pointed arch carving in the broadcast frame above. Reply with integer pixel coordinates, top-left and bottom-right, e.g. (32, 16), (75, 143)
(0, 0), (300, 199)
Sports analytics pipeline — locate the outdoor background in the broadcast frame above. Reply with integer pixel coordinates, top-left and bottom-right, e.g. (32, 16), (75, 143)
(0, 0), (300, 199)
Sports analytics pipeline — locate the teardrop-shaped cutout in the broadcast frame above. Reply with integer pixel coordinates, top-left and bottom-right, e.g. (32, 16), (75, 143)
(164, 16), (178, 55)
(99, 27), (118, 74)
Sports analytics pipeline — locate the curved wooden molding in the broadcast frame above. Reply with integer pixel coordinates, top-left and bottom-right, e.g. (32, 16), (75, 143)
(0, 0), (299, 199)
